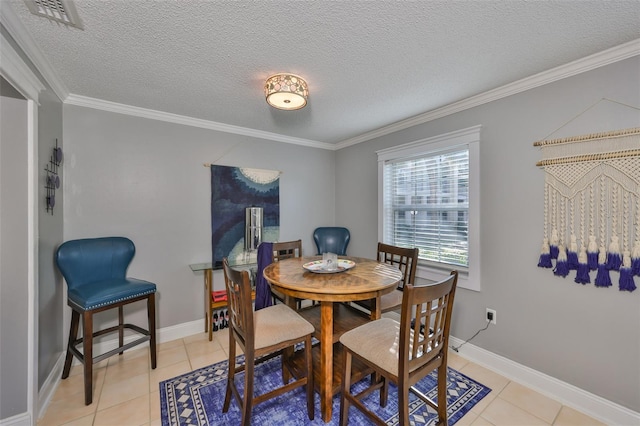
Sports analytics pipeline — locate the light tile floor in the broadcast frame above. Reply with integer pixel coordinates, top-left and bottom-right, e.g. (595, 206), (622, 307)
(38, 329), (606, 426)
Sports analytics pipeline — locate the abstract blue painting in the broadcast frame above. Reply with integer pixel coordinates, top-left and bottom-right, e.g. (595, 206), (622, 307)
(210, 165), (280, 269)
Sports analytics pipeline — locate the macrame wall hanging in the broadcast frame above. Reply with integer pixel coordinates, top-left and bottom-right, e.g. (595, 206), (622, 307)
(535, 123), (640, 292)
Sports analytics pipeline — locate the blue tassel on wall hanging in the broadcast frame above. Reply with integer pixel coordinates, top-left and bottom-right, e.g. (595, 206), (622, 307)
(619, 268), (636, 291)
(537, 238), (552, 268)
(553, 245), (569, 277)
(606, 235), (622, 270)
(574, 247), (590, 284)
(632, 242), (640, 276)
(549, 229), (559, 259)
(567, 250), (578, 270)
(567, 235), (578, 270)
(595, 248), (612, 287)
(619, 252), (637, 292)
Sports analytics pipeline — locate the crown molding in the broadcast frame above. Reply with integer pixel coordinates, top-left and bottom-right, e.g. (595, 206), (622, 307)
(0, 31), (45, 101)
(336, 38), (640, 150)
(65, 94), (333, 150)
(0, 2), (69, 102)
(3, 2), (638, 152)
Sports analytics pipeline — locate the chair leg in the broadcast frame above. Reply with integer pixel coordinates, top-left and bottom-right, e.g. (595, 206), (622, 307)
(82, 311), (94, 405)
(62, 310), (80, 379)
(380, 375), (389, 407)
(398, 378), (409, 426)
(305, 336), (314, 420)
(242, 356), (255, 425)
(339, 349), (353, 426)
(437, 363), (448, 425)
(222, 332), (236, 413)
(148, 293), (157, 369)
(118, 305), (124, 355)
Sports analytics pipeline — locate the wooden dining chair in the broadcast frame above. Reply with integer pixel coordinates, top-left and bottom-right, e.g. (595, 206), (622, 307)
(355, 242), (418, 315)
(339, 271), (458, 426)
(222, 257), (315, 424)
(270, 239), (302, 306)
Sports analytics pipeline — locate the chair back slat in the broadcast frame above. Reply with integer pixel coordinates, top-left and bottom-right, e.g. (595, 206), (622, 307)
(272, 239), (302, 262)
(223, 258), (254, 350)
(377, 243), (418, 290)
(400, 271), (458, 374)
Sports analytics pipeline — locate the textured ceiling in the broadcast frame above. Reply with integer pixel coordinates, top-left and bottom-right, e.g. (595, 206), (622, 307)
(5, 1), (640, 146)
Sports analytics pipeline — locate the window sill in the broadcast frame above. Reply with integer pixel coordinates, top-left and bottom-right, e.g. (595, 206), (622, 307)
(416, 264), (479, 292)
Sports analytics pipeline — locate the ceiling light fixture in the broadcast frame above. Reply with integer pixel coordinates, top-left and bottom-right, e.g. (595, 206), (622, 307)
(264, 73), (309, 110)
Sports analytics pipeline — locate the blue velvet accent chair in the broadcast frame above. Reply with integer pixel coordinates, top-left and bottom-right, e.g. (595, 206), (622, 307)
(312, 227), (351, 255)
(55, 237), (157, 405)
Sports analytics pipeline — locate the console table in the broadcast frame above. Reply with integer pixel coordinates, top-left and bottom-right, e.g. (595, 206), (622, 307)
(190, 257), (257, 341)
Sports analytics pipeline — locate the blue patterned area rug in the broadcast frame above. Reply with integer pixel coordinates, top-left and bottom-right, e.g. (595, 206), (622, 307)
(160, 354), (490, 426)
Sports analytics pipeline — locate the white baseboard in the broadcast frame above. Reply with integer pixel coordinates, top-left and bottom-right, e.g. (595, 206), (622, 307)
(156, 318), (203, 344)
(449, 336), (640, 426)
(35, 318), (204, 420)
(36, 352), (65, 420)
(0, 412), (31, 426)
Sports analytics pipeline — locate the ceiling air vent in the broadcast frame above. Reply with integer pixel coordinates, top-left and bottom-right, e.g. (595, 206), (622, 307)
(24, 0), (83, 29)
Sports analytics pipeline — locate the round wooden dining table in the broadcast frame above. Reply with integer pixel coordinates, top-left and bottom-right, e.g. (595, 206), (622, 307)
(263, 256), (402, 422)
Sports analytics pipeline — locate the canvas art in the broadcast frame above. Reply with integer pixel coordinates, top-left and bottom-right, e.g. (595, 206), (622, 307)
(210, 165), (280, 269)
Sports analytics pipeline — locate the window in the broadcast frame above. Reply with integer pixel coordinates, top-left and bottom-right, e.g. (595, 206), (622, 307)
(377, 126), (481, 291)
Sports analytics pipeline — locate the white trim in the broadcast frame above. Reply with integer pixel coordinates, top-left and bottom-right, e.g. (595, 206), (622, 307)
(27, 98), (39, 426)
(337, 38), (640, 149)
(0, 3), (68, 101)
(0, 32), (45, 102)
(65, 33), (638, 152)
(4, 1), (637, 152)
(376, 125), (482, 161)
(64, 94), (334, 150)
(0, 412), (31, 426)
(156, 318), (203, 344)
(377, 125), (482, 291)
(449, 336), (640, 426)
(0, 27), (45, 426)
(36, 352), (65, 420)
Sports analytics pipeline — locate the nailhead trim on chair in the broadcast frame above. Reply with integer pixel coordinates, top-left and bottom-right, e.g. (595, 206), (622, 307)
(69, 289), (156, 311)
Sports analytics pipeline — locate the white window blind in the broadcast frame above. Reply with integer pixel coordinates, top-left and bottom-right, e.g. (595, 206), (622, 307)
(377, 125), (481, 291)
(383, 148), (469, 268)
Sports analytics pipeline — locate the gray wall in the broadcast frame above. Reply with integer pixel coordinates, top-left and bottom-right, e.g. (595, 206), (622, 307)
(37, 89), (64, 389)
(62, 105), (335, 330)
(0, 93), (29, 418)
(335, 57), (640, 412)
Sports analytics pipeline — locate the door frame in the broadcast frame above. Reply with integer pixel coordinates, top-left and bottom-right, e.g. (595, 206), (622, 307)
(0, 27), (45, 423)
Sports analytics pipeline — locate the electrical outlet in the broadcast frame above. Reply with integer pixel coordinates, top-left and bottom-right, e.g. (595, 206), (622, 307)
(486, 308), (497, 325)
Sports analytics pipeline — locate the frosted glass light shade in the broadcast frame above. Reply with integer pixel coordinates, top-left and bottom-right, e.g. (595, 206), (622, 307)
(265, 73), (308, 110)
